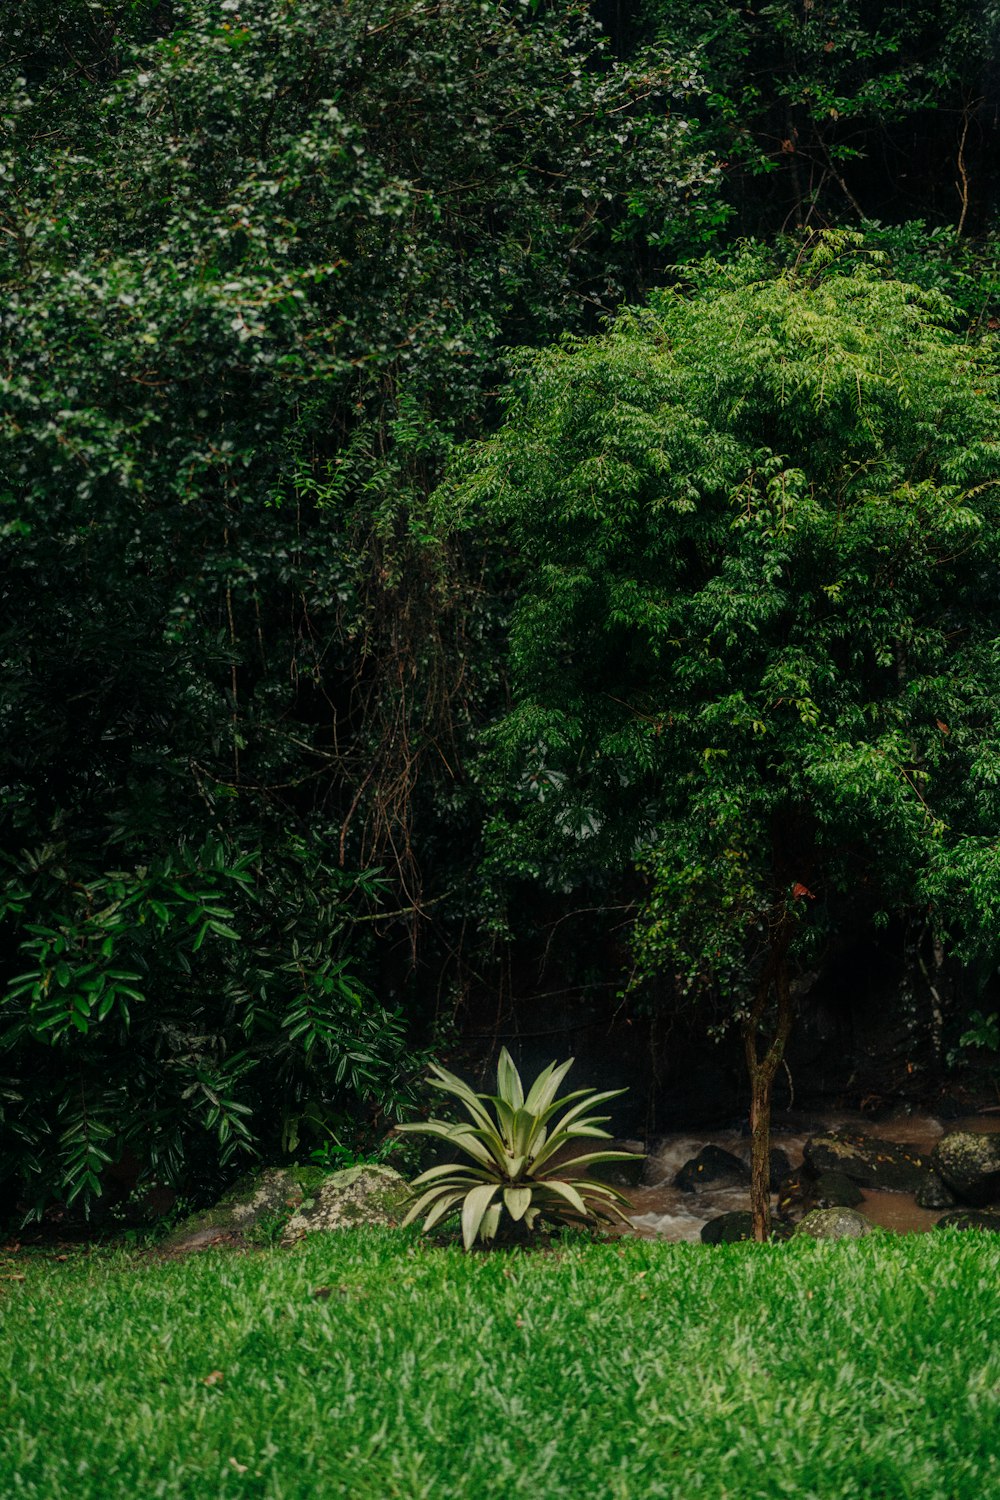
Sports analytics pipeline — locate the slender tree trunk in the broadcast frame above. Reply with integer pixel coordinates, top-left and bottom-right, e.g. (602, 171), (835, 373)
(742, 930), (795, 1242)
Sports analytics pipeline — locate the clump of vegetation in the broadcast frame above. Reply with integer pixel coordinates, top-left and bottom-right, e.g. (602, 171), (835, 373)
(399, 1050), (638, 1248)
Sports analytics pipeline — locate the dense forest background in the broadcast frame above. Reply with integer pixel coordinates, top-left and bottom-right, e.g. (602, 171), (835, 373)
(3, 0), (1000, 1221)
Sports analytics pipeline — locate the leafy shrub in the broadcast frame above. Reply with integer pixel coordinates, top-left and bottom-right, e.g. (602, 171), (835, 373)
(0, 843), (419, 1221)
(399, 1049), (638, 1248)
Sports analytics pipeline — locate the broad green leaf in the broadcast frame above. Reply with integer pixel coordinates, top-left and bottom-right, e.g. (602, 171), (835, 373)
(480, 1202), (502, 1243)
(396, 1121), (495, 1166)
(524, 1056), (575, 1114)
(402, 1185), (461, 1229)
(532, 1125), (612, 1172)
(558, 1149), (643, 1173)
(407, 1162), (491, 1190)
(536, 1178), (588, 1218)
(504, 1185), (533, 1221)
(426, 1064), (497, 1132)
(490, 1095), (516, 1146)
(461, 1183), (499, 1250)
(422, 1191), (467, 1233)
(511, 1107), (537, 1155)
(496, 1047), (524, 1108)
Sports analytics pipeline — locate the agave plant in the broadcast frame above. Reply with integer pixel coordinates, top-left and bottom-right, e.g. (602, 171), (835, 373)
(397, 1049), (641, 1249)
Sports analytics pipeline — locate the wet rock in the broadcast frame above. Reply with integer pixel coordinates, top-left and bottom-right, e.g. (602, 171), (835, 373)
(776, 1171), (814, 1220)
(700, 1211), (754, 1244)
(776, 1167), (861, 1221)
(675, 1145), (750, 1194)
(934, 1208), (1000, 1233)
(794, 1207), (873, 1241)
(802, 1131), (929, 1193)
(281, 1165), (409, 1243)
(813, 1171), (864, 1209)
(915, 1172), (957, 1210)
(930, 1132), (1000, 1207)
(769, 1149), (793, 1191)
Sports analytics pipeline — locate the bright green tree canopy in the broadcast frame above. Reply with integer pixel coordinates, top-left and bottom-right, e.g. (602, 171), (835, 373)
(451, 241), (1000, 999)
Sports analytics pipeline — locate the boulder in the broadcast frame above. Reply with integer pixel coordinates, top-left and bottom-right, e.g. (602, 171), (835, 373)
(160, 1166), (307, 1251)
(160, 1164), (409, 1253)
(794, 1207), (873, 1241)
(700, 1210), (754, 1244)
(934, 1208), (1000, 1233)
(813, 1171), (864, 1209)
(281, 1165), (409, 1242)
(915, 1172), (957, 1210)
(930, 1132), (1000, 1207)
(675, 1145), (750, 1194)
(802, 1131), (929, 1193)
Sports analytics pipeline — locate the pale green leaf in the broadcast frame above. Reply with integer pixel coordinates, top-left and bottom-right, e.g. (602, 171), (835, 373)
(461, 1183), (500, 1250)
(504, 1185), (533, 1221)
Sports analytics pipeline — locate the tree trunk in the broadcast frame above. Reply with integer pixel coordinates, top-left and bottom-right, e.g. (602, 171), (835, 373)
(746, 1053), (774, 1243)
(742, 931), (795, 1242)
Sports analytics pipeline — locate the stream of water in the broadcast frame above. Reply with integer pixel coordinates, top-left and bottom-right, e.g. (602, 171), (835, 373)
(625, 1108), (1000, 1241)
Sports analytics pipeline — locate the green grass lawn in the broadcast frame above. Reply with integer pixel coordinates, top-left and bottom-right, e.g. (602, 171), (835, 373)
(2, 1227), (998, 1499)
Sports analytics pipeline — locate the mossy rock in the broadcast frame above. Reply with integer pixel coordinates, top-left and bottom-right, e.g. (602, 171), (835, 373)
(930, 1132), (1000, 1207)
(802, 1132), (929, 1193)
(160, 1164), (410, 1253)
(160, 1167), (306, 1251)
(794, 1207), (872, 1241)
(281, 1165), (410, 1243)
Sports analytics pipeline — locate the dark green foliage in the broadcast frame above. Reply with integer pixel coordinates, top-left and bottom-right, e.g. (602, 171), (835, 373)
(644, 0), (1000, 236)
(0, 1), (717, 1216)
(3, 0), (999, 1221)
(464, 234), (1000, 948)
(448, 235), (1000, 1230)
(454, 237), (1000, 985)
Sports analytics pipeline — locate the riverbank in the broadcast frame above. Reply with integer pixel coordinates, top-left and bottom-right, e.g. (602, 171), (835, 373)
(628, 1105), (1000, 1241)
(2, 1227), (999, 1498)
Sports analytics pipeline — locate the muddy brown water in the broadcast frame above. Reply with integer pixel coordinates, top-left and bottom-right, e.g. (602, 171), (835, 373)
(625, 1109), (1000, 1241)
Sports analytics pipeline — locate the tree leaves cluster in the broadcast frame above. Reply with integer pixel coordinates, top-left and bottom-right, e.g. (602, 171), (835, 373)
(642, 0), (1000, 236)
(0, 0), (718, 1216)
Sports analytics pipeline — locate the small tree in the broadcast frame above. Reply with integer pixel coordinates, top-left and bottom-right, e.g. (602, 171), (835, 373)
(448, 239), (1000, 1238)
